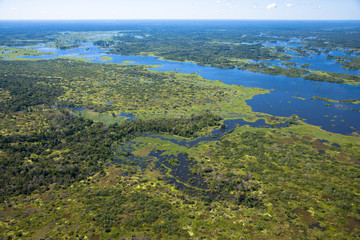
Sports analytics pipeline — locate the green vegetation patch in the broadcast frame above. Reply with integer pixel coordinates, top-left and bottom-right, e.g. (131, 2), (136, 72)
(327, 55), (360, 71)
(238, 63), (360, 85)
(0, 58), (267, 119)
(99, 56), (112, 62)
(312, 96), (360, 105)
(0, 114), (111, 201)
(192, 124), (360, 238)
(0, 46), (53, 60)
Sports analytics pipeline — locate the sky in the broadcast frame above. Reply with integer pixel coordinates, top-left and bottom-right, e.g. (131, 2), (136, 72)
(0, 0), (359, 20)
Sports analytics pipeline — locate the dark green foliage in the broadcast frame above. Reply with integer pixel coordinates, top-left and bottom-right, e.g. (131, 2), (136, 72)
(155, 43), (283, 68)
(0, 114), (111, 201)
(238, 61), (360, 84)
(100, 29), (290, 69)
(304, 72), (360, 84)
(240, 64), (308, 78)
(0, 111), (221, 201)
(93, 40), (115, 48)
(300, 63), (310, 68)
(261, 66), (308, 78)
(109, 112), (222, 140)
(0, 59), (223, 201)
(281, 61), (297, 67)
(210, 129), (360, 219)
(292, 47), (310, 56)
(303, 73), (343, 83)
(327, 55), (360, 71)
(303, 32), (360, 49)
(0, 61), (64, 113)
(84, 189), (189, 237)
(238, 61), (272, 72)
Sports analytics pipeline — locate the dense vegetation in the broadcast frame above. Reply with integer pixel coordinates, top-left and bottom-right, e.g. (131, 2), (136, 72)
(0, 114), (110, 200)
(0, 59), (265, 122)
(0, 66), (63, 113)
(0, 21), (359, 239)
(203, 127), (360, 238)
(101, 36), (290, 69)
(327, 55), (360, 71)
(0, 111), (221, 201)
(238, 62), (360, 84)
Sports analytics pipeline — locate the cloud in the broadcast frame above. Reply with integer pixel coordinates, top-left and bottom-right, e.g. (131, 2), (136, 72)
(286, 3), (294, 8)
(266, 3), (277, 10)
(216, 0), (221, 4)
(10, 7), (17, 11)
(252, 5), (257, 9)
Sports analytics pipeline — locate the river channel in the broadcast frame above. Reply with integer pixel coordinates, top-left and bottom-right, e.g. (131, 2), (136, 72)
(20, 42), (360, 135)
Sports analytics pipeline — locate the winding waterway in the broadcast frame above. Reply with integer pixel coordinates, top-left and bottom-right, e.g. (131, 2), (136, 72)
(20, 43), (360, 135)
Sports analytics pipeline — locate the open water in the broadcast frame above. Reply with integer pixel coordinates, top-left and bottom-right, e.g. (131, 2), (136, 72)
(2, 20), (360, 135)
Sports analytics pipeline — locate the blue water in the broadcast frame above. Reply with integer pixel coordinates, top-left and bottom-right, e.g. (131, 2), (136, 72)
(12, 41), (360, 135)
(250, 37), (360, 75)
(117, 112), (136, 121)
(250, 51), (360, 75)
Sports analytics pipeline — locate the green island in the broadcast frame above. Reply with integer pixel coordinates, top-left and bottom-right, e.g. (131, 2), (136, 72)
(238, 63), (360, 86)
(312, 96), (360, 105)
(0, 21), (360, 239)
(99, 56), (113, 62)
(0, 47), (54, 60)
(327, 55), (360, 71)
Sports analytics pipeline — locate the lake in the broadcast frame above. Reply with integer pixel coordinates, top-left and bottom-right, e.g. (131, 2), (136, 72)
(19, 42), (360, 135)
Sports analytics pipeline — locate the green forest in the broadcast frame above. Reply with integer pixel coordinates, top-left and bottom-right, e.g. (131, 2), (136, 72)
(0, 21), (360, 239)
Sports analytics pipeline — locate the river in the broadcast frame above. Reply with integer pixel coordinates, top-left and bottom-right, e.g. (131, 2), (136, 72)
(19, 42), (360, 135)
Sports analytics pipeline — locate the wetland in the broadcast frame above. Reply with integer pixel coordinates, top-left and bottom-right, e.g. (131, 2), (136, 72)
(0, 20), (359, 239)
